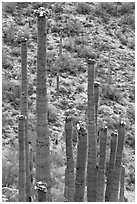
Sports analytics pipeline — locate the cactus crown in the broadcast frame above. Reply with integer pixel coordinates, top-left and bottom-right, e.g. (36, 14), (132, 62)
(94, 81), (100, 87)
(120, 121), (126, 126)
(34, 7), (49, 18)
(111, 132), (118, 137)
(18, 114), (27, 120)
(87, 58), (96, 65)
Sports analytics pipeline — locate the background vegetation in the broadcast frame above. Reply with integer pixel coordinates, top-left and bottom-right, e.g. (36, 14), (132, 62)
(2, 2), (135, 201)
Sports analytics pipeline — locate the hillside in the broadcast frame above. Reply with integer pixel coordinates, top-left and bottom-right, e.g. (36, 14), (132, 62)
(2, 2), (135, 202)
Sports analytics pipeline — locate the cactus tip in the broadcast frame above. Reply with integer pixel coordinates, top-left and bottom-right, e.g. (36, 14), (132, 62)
(120, 121), (126, 126)
(94, 81), (100, 87)
(87, 58), (96, 65)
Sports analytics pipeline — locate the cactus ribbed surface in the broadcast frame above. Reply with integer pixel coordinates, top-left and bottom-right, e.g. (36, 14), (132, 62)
(105, 132), (118, 201)
(87, 59), (97, 202)
(109, 122), (126, 202)
(64, 167), (68, 201)
(20, 38), (30, 201)
(94, 82), (100, 128)
(18, 115), (26, 202)
(96, 126), (108, 201)
(65, 117), (75, 202)
(35, 7), (50, 202)
(74, 126), (87, 202)
(119, 165), (125, 202)
(29, 146), (33, 201)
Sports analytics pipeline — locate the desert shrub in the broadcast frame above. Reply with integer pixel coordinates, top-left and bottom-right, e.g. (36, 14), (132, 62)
(121, 13), (135, 29)
(127, 38), (135, 50)
(74, 35), (89, 46)
(51, 54), (79, 76)
(76, 84), (84, 93)
(76, 45), (96, 59)
(102, 85), (122, 103)
(94, 2), (118, 17)
(95, 2), (134, 17)
(3, 18), (17, 45)
(126, 104), (135, 123)
(125, 133), (135, 149)
(117, 2), (135, 15)
(76, 2), (91, 15)
(2, 51), (13, 70)
(2, 2), (16, 14)
(53, 2), (64, 13)
(63, 18), (84, 37)
(2, 146), (18, 187)
(48, 103), (58, 124)
(10, 47), (20, 57)
(50, 150), (64, 167)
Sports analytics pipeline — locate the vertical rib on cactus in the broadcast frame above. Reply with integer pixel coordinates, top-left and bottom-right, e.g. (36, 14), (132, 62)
(20, 38), (30, 202)
(29, 146), (33, 201)
(64, 167), (68, 201)
(74, 125), (87, 202)
(109, 122), (126, 202)
(35, 7), (50, 202)
(18, 115), (26, 202)
(65, 117), (75, 202)
(94, 82), (100, 128)
(87, 59), (97, 202)
(96, 126), (108, 201)
(105, 132), (118, 201)
(119, 164), (125, 202)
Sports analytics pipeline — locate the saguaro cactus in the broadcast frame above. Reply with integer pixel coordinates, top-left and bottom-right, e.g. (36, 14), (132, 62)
(105, 132), (118, 201)
(20, 37), (30, 201)
(65, 117), (75, 202)
(119, 164), (125, 202)
(74, 125), (87, 202)
(94, 82), (100, 128)
(96, 126), (108, 201)
(35, 7), (50, 202)
(29, 145), (33, 201)
(87, 58), (97, 202)
(18, 115), (27, 202)
(109, 122), (126, 202)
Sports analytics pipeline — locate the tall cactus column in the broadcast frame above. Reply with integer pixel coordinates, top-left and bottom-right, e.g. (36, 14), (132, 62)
(35, 7), (50, 202)
(18, 115), (27, 202)
(105, 132), (118, 201)
(65, 117), (75, 202)
(20, 37), (30, 201)
(87, 59), (97, 202)
(96, 126), (108, 201)
(109, 122), (126, 201)
(119, 164), (125, 202)
(74, 125), (87, 202)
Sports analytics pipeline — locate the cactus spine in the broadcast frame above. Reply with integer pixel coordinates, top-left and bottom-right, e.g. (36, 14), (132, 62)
(18, 115), (26, 202)
(74, 125), (87, 202)
(87, 59), (97, 202)
(109, 122), (126, 201)
(65, 117), (75, 202)
(35, 7), (50, 202)
(105, 132), (118, 201)
(20, 38), (30, 201)
(96, 126), (108, 201)
(119, 164), (125, 202)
